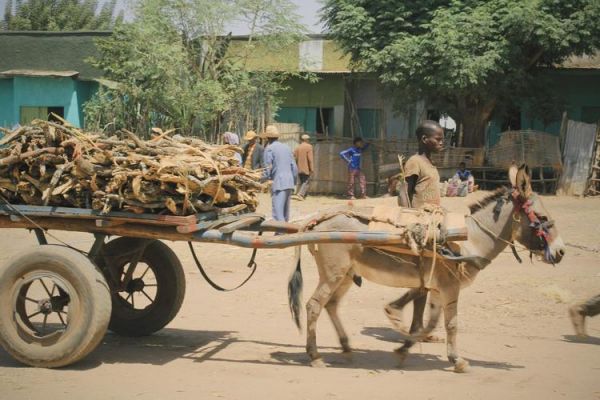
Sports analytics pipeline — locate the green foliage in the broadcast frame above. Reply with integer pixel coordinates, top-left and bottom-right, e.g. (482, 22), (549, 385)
(322, 0), (600, 145)
(85, 0), (309, 140)
(3, 0), (123, 31)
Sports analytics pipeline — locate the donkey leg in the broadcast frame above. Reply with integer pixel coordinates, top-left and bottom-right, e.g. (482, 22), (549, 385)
(441, 288), (469, 373)
(394, 290), (441, 365)
(306, 277), (346, 367)
(325, 273), (354, 354)
(384, 288), (425, 336)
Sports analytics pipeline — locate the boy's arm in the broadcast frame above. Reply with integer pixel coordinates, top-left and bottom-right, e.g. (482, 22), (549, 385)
(339, 148), (352, 164)
(398, 175), (417, 207)
(398, 157), (419, 207)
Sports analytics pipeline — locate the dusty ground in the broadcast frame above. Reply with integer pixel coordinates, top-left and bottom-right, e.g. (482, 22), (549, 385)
(0, 192), (599, 400)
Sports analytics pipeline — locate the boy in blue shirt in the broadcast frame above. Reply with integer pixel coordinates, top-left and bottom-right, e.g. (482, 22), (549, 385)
(340, 137), (369, 199)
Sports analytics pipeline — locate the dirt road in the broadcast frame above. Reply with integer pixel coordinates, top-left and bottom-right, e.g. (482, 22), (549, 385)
(0, 192), (599, 400)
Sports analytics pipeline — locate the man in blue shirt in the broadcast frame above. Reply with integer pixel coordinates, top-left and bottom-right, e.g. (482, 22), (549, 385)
(262, 125), (298, 221)
(340, 137), (369, 199)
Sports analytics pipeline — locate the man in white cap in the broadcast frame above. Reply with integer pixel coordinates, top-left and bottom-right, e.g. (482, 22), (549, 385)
(242, 130), (264, 170)
(293, 134), (314, 200)
(262, 125), (298, 221)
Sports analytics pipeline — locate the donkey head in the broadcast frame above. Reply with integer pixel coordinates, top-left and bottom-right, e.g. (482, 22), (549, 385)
(509, 164), (565, 264)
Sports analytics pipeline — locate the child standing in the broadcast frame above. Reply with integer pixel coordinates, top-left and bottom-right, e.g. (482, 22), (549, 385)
(340, 137), (369, 199)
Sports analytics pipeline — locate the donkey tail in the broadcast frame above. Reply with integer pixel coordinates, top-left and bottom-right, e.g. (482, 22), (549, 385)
(287, 246), (303, 330)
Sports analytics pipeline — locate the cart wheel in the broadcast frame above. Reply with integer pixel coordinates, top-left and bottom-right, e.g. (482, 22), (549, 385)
(95, 238), (186, 337)
(0, 246), (111, 368)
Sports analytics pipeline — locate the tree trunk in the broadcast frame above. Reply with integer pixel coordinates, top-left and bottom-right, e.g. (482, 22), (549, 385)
(457, 97), (496, 148)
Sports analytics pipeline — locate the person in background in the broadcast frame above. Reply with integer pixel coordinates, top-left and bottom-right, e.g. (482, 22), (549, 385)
(262, 125), (298, 222)
(340, 137), (369, 199)
(222, 131), (243, 165)
(293, 134), (314, 200)
(453, 161), (476, 193)
(569, 295), (600, 337)
(242, 130), (264, 170)
(389, 120), (445, 343)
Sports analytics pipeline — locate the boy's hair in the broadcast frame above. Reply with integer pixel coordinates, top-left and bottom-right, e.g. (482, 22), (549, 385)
(415, 120), (442, 140)
(353, 137), (363, 145)
(459, 161), (466, 167)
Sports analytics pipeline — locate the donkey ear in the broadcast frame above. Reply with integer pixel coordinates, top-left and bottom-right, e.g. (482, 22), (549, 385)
(508, 162), (518, 187)
(516, 164), (533, 198)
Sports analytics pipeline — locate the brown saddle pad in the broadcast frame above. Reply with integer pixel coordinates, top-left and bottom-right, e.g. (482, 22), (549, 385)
(367, 205), (467, 255)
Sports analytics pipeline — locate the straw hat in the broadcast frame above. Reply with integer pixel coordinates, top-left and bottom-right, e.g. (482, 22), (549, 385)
(262, 125), (280, 138)
(301, 134), (310, 140)
(244, 130), (257, 141)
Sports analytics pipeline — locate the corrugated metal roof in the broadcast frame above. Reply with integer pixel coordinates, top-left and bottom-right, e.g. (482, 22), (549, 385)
(0, 32), (107, 80)
(0, 69), (79, 78)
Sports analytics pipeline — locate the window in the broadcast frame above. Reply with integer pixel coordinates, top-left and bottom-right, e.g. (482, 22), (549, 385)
(316, 107), (333, 136)
(20, 106), (64, 125)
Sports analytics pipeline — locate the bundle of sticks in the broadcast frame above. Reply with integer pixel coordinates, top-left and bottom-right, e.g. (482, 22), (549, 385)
(0, 119), (265, 216)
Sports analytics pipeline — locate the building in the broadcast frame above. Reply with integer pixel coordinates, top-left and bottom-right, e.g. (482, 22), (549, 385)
(1, 31), (598, 146)
(0, 31), (110, 129)
(485, 54), (600, 147)
(228, 34), (424, 140)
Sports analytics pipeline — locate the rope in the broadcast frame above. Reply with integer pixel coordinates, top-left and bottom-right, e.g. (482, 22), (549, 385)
(187, 232), (262, 292)
(467, 214), (530, 252)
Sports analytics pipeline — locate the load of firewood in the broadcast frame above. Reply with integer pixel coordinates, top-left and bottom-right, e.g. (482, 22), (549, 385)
(0, 119), (265, 215)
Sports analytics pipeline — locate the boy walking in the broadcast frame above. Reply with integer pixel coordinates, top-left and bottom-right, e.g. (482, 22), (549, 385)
(388, 120), (445, 342)
(340, 137), (369, 199)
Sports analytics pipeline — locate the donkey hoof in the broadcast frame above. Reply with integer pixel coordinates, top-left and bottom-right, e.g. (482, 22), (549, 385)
(453, 358), (469, 373)
(311, 358), (327, 368)
(394, 347), (409, 366)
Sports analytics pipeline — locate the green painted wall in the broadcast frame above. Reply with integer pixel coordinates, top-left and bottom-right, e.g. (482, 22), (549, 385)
(281, 75), (345, 107)
(357, 109), (381, 138)
(0, 76), (98, 129)
(487, 70), (600, 146)
(277, 107), (317, 133)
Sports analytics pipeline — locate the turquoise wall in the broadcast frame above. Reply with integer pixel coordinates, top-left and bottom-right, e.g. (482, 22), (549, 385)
(487, 70), (600, 146)
(0, 76), (97, 129)
(0, 79), (14, 128)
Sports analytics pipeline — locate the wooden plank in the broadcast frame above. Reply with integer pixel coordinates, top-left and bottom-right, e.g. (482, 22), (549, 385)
(176, 213), (264, 233)
(258, 220), (300, 233)
(0, 215), (423, 250)
(218, 216), (264, 234)
(0, 204), (206, 227)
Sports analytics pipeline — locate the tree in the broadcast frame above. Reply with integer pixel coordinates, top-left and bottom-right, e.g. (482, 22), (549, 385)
(3, 0), (123, 31)
(85, 0), (310, 140)
(322, 0), (600, 147)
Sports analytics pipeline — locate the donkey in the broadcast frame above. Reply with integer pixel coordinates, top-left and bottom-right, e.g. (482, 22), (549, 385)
(287, 165), (565, 372)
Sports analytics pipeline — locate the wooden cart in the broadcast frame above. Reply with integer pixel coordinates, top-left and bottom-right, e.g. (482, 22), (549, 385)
(0, 204), (416, 368)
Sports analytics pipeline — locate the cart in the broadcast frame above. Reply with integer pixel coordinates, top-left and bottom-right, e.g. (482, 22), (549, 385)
(0, 204), (414, 368)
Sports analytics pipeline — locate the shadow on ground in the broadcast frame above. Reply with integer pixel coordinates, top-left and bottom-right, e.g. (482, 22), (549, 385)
(561, 334), (600, 345)
(0, 327), (524, 372)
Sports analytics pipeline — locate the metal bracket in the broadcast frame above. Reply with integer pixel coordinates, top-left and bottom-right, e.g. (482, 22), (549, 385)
(34, 228), (48, 245)
(88, 233), (108, 260)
